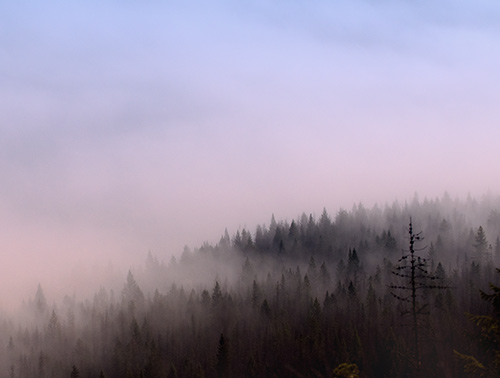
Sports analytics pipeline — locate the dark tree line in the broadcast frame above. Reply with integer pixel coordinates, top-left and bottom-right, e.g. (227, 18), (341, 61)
(1, 194), (500, 377)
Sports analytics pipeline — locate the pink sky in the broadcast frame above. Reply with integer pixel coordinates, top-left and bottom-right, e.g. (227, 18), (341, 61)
(1, 0), (500, 305)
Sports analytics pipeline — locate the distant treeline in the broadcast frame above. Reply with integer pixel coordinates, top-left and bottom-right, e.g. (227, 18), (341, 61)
(1, 193), (500, 377)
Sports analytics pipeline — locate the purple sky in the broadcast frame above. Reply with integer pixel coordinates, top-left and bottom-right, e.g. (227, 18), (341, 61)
(1, 0), (500, 301)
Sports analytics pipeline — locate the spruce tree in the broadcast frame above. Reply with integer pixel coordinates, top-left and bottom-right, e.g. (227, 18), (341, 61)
(70, 365), (80, 378)
(474, 226), (489, 264)
(216, 333), (229, 377)
(455, 268), (500, 377)
(391, 218), (448, 373)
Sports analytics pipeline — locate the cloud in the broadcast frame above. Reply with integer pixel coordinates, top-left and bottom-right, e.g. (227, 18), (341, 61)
(0, 0), (500, 302)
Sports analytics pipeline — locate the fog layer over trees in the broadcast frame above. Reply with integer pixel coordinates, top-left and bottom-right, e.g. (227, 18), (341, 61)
(2, 194), (500, 377)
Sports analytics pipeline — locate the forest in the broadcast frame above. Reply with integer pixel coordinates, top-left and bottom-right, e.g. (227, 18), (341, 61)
(1, 193), (500, 378)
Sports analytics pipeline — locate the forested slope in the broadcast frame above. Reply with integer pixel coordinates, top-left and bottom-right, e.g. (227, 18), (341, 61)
(2, 194), (500, 378)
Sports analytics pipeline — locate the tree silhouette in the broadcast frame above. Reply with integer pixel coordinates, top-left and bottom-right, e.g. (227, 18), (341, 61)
(121, 271), (145, 314)
(217, 333), (229, 377)
(34, 283), (48, 315)
(212, 281), (223, 306)
(474, 226), (489, 264)
(455, 268), (500, 377)
(70, 365), (80, 378)
(390, 218), (448, 373)
(5, 196), (500, 377)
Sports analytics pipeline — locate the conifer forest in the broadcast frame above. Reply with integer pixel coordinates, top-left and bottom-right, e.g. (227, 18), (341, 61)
(2, 194), (500, 378)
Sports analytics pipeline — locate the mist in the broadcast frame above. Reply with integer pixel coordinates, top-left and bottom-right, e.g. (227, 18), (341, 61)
(1, 193), (500, 377)
(1, 0), (500, 376)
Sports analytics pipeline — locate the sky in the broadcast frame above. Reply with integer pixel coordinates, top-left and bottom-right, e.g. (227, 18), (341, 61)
(1, 0), (500, 301)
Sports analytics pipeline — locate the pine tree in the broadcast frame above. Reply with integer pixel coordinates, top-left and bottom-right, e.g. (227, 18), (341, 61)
(474, 226), (489, 264)
(390, 218), (448, 372)
(428, 242), (436, 272)
(307, 256), (318, 284)
(121, 271), (145, 314)
(212, 281), (223, 306)
(47, 309), (60, 339)
(347, 248), (361, 283)
(241, 258), (254, 285)
(494, 237), (500, 264)
(233, 230), (243, 249)
(217, 333), (229, 377)
(70, 365), (80, 378)
(34, 284), (48, 315)
(260, 299), (271, 319)
(319, 262), (331, 288)
(38, 352), (46, 378)
(455, 268), (500, 377)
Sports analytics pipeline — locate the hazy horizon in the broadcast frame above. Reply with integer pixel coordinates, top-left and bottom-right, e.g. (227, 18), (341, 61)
(1, 1), (500, 305)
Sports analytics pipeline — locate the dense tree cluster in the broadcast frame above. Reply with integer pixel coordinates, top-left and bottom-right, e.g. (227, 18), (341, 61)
(1, 194), (500, 377)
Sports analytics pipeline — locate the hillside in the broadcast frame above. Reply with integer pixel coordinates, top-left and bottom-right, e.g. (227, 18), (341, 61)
(2, 194), (500, 378)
